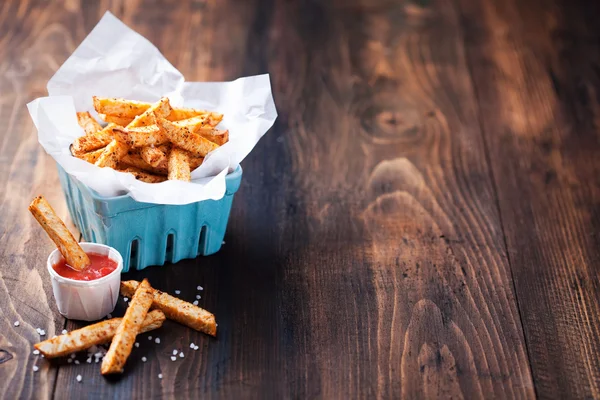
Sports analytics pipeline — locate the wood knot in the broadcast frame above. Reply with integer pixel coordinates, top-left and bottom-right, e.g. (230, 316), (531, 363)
(0, 349), (13, 364)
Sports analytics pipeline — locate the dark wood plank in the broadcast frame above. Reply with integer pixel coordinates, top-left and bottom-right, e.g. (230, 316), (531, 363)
(0, 0), (89, 398)
(1, 0), (537, 398)
(458, 0), (600, 397)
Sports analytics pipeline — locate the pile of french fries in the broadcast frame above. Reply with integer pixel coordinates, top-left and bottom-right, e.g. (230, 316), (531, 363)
(29, 195), (217, 375)
(71, 96), (228, 183)
(35, 279), (217, 375)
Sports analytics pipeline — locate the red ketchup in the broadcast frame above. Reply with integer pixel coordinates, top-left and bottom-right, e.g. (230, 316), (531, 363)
(53, 253), (118, 281)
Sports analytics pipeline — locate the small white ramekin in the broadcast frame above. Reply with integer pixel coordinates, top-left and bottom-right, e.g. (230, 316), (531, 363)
(47, 243), (123, 321)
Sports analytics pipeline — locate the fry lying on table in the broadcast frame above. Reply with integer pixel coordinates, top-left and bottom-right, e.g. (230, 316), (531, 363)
(70, 96), (229, 183)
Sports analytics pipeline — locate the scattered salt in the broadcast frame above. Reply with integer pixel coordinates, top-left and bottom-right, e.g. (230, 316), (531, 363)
(76, 374), (82, 382)
(123, 297), (129, 302)
(170, 356), (177, 361)
(74, 360), (80, 365)
(67, 358), (72, 364)
(196, 295), (201, 300)
(70, 354), (76, 359)
(135, 342), (139, 348)
(33, 350), (40, 355)
(39, 330), (46, 336)
(175, 290), (181, 295)
(192, 300), (198, 306)
(148, 336), (152, 340)
(197, 286), (203, 291)
(142, 357), (147, 362)
(189, 343), (195, 349)
(33, 366), (39, 372)
(62, 329), (68, 335)
(179, 352), (184, 358)
(158, 373), (163, 379)
(172, 350), (178, 355)
(193, 345), (199, 351)
(13, 321), (19, 327)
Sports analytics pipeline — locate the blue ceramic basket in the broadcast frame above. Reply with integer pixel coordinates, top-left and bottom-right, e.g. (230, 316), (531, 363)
(56, 165), (242, 272)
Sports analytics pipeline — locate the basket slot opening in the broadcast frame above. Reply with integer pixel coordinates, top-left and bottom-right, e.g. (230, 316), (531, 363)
(129, 239), (139, 270)
(165, 233), (175, 263)
(198, 225), (208, 256)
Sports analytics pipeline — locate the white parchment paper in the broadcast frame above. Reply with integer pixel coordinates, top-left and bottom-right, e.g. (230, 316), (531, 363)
(27, 11), (277, 205)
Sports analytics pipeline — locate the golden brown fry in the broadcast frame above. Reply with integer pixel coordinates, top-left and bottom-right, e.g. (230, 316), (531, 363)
(99, 113), (134, 127)
(157, 117), (219, 157)
(121, 150), (168, 175)
(168, 147), (191, 181)
(196, 128), (229, 146)
(127, 97), (172, 128)
(189, 154), (204, 170)
(76, 112), (102, 135)
(121, 280), (217, 336)
(167, 108), (223, 126)
(118, 166), (167, 183)
(112, 125), (168, 148)
(102, 279), (154, 375)
(93, 97), (151, 118)
(34, 310), (165, 358)
(28, 196), (90, 271)
(71, 123), (116, 156)
(75, 147), (105, 164)
(140, 144), (171, 168)
(95, 139), (129, 169)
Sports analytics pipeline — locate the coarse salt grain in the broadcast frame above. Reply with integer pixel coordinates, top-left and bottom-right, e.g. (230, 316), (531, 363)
(135, 342), (139, 348)
(67, 358), (72, 364)
(148, 336), (152, 340)
(179, 352), (184, 358)
(194, 345), (199, 350)
(62, 329), (68, 334)
(197, 286), (203, 291)
(172, 350), (178, 355)
(33, 366), (39, 372)
(170, 356), (177, 361)
(33, 350), (40, 355)
(86, 358), (92, 364)
(158, 373), (163, 379)
(142, 357), (147, 362)
(175, 290), (181, 295)
(189, 343), (195, 349)
(155, 338), (160, 344)
(193, 301), (198, 306)
(196, 295), (201, 299)
(39, 330), (46, 336)
(76, 375), (82, 382)
(70, 354), (76, 359)
(52, 335), (57, 339)
(14, 321), (19, 327)
(123, 297), (129, 302)
(74, 360), (80, 365)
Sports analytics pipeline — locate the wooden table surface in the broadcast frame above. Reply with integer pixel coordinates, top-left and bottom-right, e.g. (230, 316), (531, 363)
(1, 0), (599, 399)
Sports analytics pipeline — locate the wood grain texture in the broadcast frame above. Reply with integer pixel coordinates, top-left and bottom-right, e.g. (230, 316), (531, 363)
(458, 0), (600, 398)
(0, 0), (597, 399)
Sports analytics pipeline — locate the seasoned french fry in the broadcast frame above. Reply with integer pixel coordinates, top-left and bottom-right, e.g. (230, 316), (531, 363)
(93, 97), (151, 118)
(71, 123), (116, 156)
(157, 117), (219, 157)
(121, 280), (217, 336)
(76, 112), (102, 135)
(102, 279), (154, 374)
(28, 196), (90, 271)
(99, 113), (134, 127)
(75, 147), (106, 164)
(34, 310), (165, 358)
(189, 154), (204, 170)
(140, 144), (171, 168)
(127, 97), (171, 128)
(167, 108), (223, 126)
(118, 166), (167, 183)
(95, 139), (129, 169)
(112, 125), (168, 148)
(122, 150), (168, 175)
(197, 128), (229, 146)
(168, 147), (191, 181)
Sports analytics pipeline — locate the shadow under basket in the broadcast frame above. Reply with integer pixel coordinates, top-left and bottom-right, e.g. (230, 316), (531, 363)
(57, 164), (242, 272)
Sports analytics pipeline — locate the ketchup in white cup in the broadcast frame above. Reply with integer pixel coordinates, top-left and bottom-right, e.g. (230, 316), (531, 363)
(47, 243), (123, 321)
